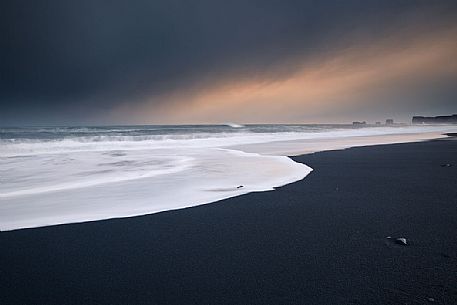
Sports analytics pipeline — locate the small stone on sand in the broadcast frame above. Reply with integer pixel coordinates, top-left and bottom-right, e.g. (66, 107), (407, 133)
(386, 236), (407, 246)
(395, 237), (407, 245)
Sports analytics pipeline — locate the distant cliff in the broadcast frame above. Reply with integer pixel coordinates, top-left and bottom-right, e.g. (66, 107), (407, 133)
(412, 114), (457, 124)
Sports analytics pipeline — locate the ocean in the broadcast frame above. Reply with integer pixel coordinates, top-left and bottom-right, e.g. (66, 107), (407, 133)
(1, 124), (456, 231)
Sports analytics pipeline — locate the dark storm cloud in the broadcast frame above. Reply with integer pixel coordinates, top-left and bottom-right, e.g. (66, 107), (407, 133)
(1, 0), (456, 124)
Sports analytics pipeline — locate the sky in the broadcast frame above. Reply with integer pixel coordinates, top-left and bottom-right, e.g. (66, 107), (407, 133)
(1, 0), (457, 125)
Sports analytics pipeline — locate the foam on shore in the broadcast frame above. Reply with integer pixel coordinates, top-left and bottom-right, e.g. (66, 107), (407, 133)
(1, 124), (456, 231)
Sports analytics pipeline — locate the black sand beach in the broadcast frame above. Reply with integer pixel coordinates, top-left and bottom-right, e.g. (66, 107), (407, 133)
(1, 138), (456, 305)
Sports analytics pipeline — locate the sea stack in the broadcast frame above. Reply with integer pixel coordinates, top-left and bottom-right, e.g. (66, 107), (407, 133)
(412, 114), (457, 124)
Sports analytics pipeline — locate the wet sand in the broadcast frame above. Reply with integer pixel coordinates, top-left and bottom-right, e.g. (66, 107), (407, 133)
(1, 138), (456, 304)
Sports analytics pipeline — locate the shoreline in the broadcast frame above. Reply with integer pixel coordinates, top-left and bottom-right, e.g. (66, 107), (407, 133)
(231, 131), (451, 156)
(1, 138), (457, 304)
(2, 129), (456, 232)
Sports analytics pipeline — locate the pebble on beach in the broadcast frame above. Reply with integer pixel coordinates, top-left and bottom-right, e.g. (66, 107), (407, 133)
(386, 236), (408, 246)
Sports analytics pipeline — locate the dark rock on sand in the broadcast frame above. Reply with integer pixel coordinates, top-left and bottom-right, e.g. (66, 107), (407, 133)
(395, 238), (407, 245)
(386, 236), (408, 246)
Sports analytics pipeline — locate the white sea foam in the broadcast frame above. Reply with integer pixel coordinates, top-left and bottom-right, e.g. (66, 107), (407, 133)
(1, 124), (456, 231)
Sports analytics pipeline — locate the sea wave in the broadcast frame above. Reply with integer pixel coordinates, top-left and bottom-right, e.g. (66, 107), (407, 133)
(1, 124), (456, 231)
